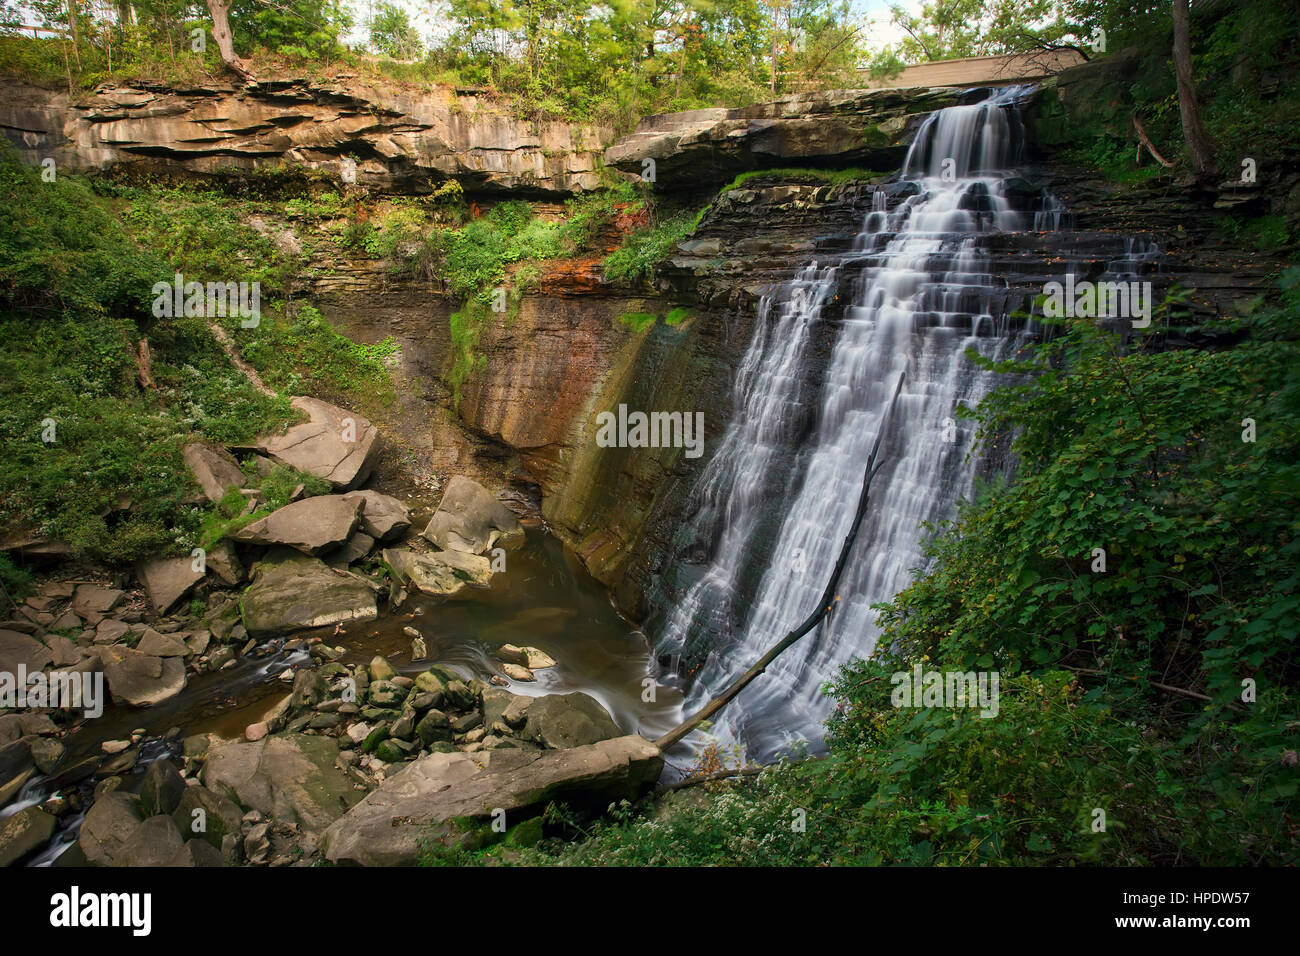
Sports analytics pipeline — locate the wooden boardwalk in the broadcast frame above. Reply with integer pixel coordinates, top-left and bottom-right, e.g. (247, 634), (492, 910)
(862, 49), (1087, 89)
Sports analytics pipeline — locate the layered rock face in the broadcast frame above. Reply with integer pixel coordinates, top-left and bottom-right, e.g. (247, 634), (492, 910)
(604, 87), (959, 190)
(0, 78), (609, 195)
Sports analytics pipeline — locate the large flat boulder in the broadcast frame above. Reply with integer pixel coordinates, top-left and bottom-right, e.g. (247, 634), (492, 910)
(183, 442), (246, 503)
(99, 645), (187, 707)
(70, 584), (123, 621)
(320, 735), (663, 866)
(200, 733), (362, 839)
(239, 550), (378, 637)
(254, 397), (379, 490)
(136, 555), (204, 614)
(421, 476), (524, 554)
(0, 628), (53, 674)
(382, 547), (492, 597)
(341, 490), (411, 542)
(232, 494), (362, 556)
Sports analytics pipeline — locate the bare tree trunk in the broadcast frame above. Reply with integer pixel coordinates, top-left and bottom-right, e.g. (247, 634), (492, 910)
(204, 0), (252, 80)
(655, 373), (907, 752)
(1171, 0), (1217, 182)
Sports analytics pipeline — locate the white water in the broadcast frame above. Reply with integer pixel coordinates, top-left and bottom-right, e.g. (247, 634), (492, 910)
(657, 86), (1057, 762)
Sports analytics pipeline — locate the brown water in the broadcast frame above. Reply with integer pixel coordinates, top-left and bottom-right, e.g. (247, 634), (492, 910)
(348, 531), (685, 741)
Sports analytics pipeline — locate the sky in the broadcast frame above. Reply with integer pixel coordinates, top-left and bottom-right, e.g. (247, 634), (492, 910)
(340, 0), (924, 52)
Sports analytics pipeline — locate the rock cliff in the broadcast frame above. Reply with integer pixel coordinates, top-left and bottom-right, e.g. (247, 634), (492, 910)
(0, 77), (609, 195)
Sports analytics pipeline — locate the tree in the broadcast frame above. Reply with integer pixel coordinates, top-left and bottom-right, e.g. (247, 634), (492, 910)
(205, 0), (251, 78)
(1170, 0), (1218, 182)
(370, 1), (423, 58)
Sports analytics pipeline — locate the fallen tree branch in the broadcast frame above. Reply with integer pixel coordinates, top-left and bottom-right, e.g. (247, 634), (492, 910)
(655, 766), (765, 794)
(655, 372), (906, 751)
(1062, 664), (1242, 711)
(1131, 114), (1174, 168)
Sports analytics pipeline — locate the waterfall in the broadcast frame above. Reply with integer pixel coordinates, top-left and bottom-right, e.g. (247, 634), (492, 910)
(656, 86), (1069, 763)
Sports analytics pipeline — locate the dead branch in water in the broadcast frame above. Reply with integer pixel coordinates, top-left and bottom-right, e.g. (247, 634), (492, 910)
(654, 372), (907, 752)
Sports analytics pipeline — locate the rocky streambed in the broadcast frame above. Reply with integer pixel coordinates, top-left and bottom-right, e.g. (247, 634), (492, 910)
(0, 394), (679, 867)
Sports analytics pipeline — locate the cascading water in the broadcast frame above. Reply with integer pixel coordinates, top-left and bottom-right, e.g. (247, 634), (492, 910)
(656, 85), (1075, 763)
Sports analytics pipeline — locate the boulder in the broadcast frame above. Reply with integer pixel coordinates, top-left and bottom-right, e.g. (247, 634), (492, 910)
(483, 688), (533, 730)
(30, 736), (64, 773)
(254, 397), (379, 491)
(172, 785), (243, 850)
(99, 646), (187, 707)
(523, 692), (623, 749)
(139, 757), (186, 816)
(119, 814), (186, 867)
(0, 806), (57, 867)
(495, 644), (557, 669)
(239, 550), (377, 637)
(320, 736), (663, 866)
(205, 540), (246, 586)
(78, 791), (144, 866)
(0, 628), (53, 674)
(45, 634), (80, 667)
(382, 548), (493, 598)
(328, 530), (375, 568)
(421, 476), (525, 554)
(70, 584), (124, 624)
(136, 555), (205, 615)
(93, 618), (130, 645)
(341, 490), (412, 542)
(200, 733), (362, 838)
(134, 628), (190, 658)
(232, 494), (362, 556)
(183, 443), (246, 503)
(167, 839), (227, 867)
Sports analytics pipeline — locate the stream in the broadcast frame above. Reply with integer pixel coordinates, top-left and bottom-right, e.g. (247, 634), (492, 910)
(4, 529), (683, 865)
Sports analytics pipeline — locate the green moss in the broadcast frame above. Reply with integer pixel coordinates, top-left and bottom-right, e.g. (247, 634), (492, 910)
(618, 311), (657, 332)
(717, 167), (888, 194)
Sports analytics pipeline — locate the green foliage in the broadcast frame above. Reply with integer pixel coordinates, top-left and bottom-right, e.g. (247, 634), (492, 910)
(559, 180), (645, 248)
(1061, 136), (1167, 187)
(197, 464), (330, 549)
(602, 212), (697, 284)
(718, 167), (886, 193)
(240, 304), (397, 413)
(0, 146), (163, 317)
(368, 1), (422, 59)
(447, 299), (490, 408)
(0, 150), (294, 564)
(0, 553), (34, 603)
(618, 311), (657, 332)
(1215, 214), (1294, 254)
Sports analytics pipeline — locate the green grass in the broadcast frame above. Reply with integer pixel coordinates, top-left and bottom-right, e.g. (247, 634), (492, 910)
(718, 167), (888, 193)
